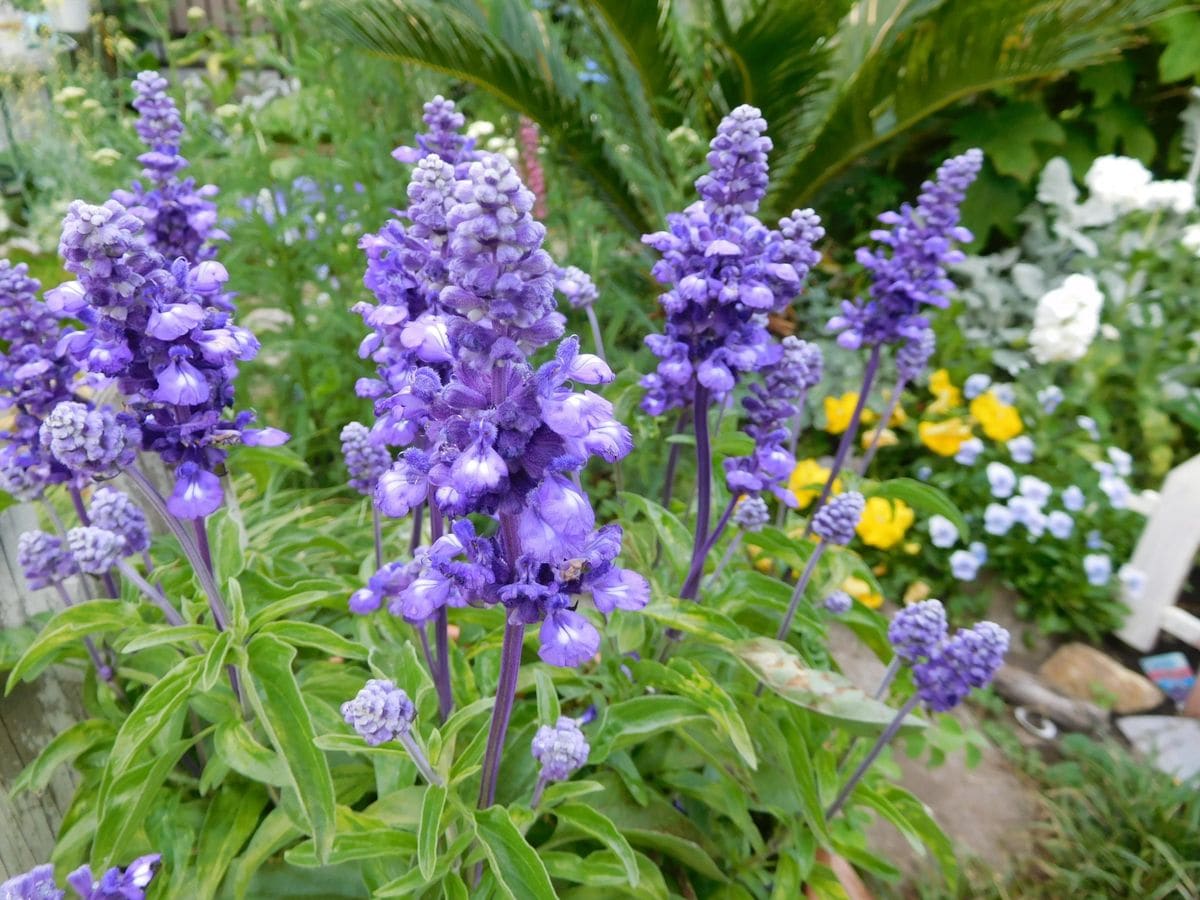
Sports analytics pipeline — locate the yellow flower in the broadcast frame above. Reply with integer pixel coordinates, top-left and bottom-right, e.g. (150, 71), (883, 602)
(855, 496), (915, 550)
(918, 417), (973, 457)
(823, 392), (874, 434)
(928, 369), (962, 414)
(842, 576), (883, 610)
(969, 390), (1024, 442)
(788, 458), (840, 509)
(903, 581), (932, 605)
(903, 542), (921, 556)
(860, 427), (898, 450)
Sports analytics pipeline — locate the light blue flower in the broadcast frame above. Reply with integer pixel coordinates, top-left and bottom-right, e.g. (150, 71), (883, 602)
(1018, 475), (1051, 507)
(928, 514), (958, 548)
(955, 437), (983, 465)
(964, 373), (991, 399)
(992, 383), (1016, 405)
(1037, 386), (1064, 413)
(1086, 529), (1105, 550)
(1062, 485), (1085, 512)
(1008, 435), (1035, 464)
(950, 549), (982, 581)
(1084, 553), (1112, 586)
(986, 461), (1016, 498)
(1008, 496), (1047, 538)
(984, 502), (1014, 536)
(1077, 416), (1099, 441)
(969, 541), (988, 564)
(1099, 474), (1130, 509)
(1118, 564), (1146, 600)
(916, 464), (933, 481)
(1107, 447), (1132, 477)
(1047, 510), (1074, 539)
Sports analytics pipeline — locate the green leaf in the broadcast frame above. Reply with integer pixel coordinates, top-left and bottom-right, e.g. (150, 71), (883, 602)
(229, 808), (303, 900)
(590, 695), (707, 762)
(247, 590), (340, 631)
(727, 637), (926, 734)
(98, 655), (205, 812)
(193, 783), (269, 900)
(867, 478), (968, 540)
(948, 102), (1064, 180)
(215, 720), (290, 787)
(200, 631), (233, 692)
(210, 507), (248, 584)
(855, 782), (957, 887)
(418, 783), (447, 880)
(617, 490), (692, 575)
(245, 635), (336, 863)
(639, 599), (746, 645)
(11, 719), (114, 796)
(473, 806), (557, 900)
(118, 625), (217, 654)
(554, 802), (640, 887)
(284, 829), (417, 866)
(540, 779), (605, 807)
(624, 828), (727, 883)
(534, 667), (560, 725)
(1153, 11), (1200, 83)
(258, 621), (369, 660)
(6, 600), (133, 690)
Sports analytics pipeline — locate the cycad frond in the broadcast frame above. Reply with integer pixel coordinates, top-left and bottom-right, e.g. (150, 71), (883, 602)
(322, 0), (659, 234)
(771, 0), (1178, 213)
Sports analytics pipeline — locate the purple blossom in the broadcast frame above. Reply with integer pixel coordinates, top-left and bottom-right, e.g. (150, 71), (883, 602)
(66, 854), (161, 900)
(341, 679), (415, 745)
(828, 149), (982, 350)
(555, 265), (598, 309)
(18, 530), (73, 589)
(640, 107), (823, 416)
(39, 401), (139, 479)
(913, 621), (1009, 712)
(88, 487), (150, 554)
(111, 72), (223, 263)
(888, 599), (948, 662)
(896, 328), (935, 383)
(341, 421), (392, 495)
(391, 95), (479, 172)
(823, 591), (853, 615)
(66, 526), (125, 575)
(531, 716), (589, 781)
(0, 863), (62, 899)
(811, 490), (864, 545)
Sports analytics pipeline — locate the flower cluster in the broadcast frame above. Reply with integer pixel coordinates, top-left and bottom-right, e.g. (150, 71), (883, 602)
(640, 106), (823, 416)
(340, 421), (391, 495)
(1029, 273), (1103, 364)
(39, 401), (139, 479)
(17, 530), (73, 590)
(350, 131), (647, 667)
(88, 487), (150, 553)
(531, 716), (589, 782)
(812, 490), (864, 545)
(724, 336), (822, 501)
(54, 177), (284, 517)
(111, 72), (223, 264)
(341, 679), (416, 745)
(1083, 155), (1195, 218)
(829, 149), (982, 350)
(391, 95), (479, 172)
(0, 854), (160, 900)
(0, 261), (83, 499)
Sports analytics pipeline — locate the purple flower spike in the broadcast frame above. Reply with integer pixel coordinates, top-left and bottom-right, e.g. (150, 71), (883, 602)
(341, 421), (392, 495)
(87, 487), (150, 554)
(555, 265), (598, 309)
(341, 679), (415, 745)
(39, 401), (139, 479)
(828, 149), (982, 350)
(66, 853), (161, 900)
(18, 530), (73, 590)
(66, 526), (125, 575)
(640, 106), (824, 418)
(888, 599), (949, 662)
(811, 490), (864, 545)
(390, 95), (479, 172)
(531, 716), (589, 781)
(913, 621), (1008, 712)
(896, 328), (935, 383)
(732, 496), (770, 532)
(823, 590), (853, 615)
(1, 863), (63, 899)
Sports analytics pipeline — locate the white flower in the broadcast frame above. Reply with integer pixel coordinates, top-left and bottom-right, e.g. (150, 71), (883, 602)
(1029, 274), (1103, 364)
(467, 120), (496, 139)
(1084, 553), (1112, 586)
(1118, 564), (1147, 600)
(987, 462), (1016, 499)
(1181, 223), (1200, 256)
(1037, 386), (1064, 413)
(1107, 447), (1133, 477)
(1018, 475), (1051, 507)
(1143, 179), (1195, 215)
(928, 515), (958, 549)
(955, 437), (984, 466)
(1008, 436), (1035, 464)
(1047, 511), (1074, 539)
(1084, 155), (1152, 212)
(984, 503), (1015, 536)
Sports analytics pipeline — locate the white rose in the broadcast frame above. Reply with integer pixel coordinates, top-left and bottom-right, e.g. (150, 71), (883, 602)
(1084, 155), (1153, 212)
(1029, 274), (1103, 363)
(1143, 179), (1196, 215)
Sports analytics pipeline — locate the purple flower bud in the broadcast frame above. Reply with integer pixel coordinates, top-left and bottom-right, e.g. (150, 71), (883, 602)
(897, 329), (935, 383)
(341, 679), (415, 745)
(811, 491), (864, 545)
(732, 496), (770, 531)
(555, 265), (598, 309)
(88, 487), (150, 554)
(888, 599), (948, 662)
(18, 530), (73, 589)
(823, 591), (853, 615)
(340, 422), (392, 495)
(39, 401), (140, 479)
(531, 716), (589, 781)
(66, 526), (125, 575)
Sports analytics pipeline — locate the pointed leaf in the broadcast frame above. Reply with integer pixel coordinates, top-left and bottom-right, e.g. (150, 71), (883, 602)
(473, 806), (557, 900)
(419, 783), (447, 880)
(554, 802), (640, 887)
(6, 600), (134, 690)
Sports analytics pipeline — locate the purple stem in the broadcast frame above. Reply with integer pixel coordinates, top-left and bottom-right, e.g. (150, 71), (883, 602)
(689, 385), (713, 568)
(530, 774), (548, 809)
(679, 492), (739, 602)
(857, 379), (906, 476)
(114, 558), (185, 626)
(805, 345), (882, 537)
(429, 501), (452, 722)
(477, 621), (526, 809)
(193, 518), (214, 575)
(774, 540), (827, 641)
(408, 502), (424, 556)
(584, 305), (607, 363)
(826, 695), (919, 819)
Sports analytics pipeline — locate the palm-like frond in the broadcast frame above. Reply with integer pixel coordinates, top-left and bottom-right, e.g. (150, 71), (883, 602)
(321, 0), (661, 234)
(770, 0), (1179, 212)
